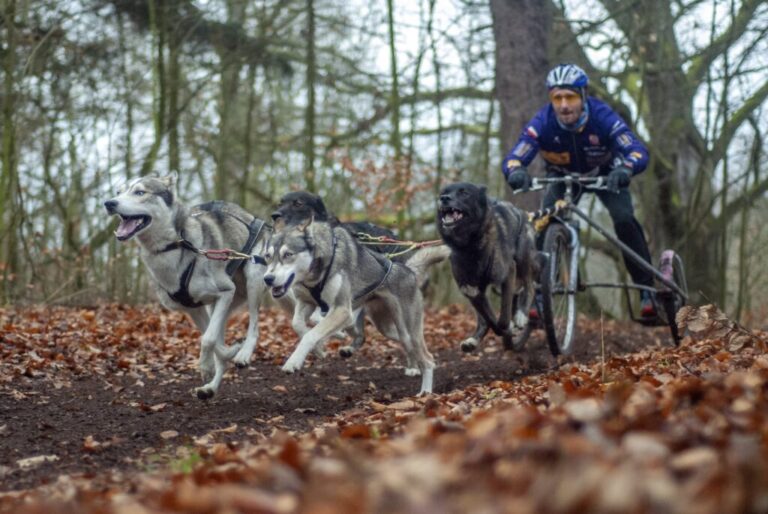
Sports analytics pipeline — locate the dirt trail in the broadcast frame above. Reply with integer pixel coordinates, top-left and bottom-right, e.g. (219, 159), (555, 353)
(0, 305), (669, 492)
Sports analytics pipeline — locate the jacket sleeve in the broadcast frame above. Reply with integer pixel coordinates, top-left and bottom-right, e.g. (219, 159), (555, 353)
(501, 112), (545, 177)
(605, 110), (649, 175)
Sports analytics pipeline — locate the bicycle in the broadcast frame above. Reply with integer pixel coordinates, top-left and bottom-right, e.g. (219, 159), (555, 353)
(515, 175), (688, 357)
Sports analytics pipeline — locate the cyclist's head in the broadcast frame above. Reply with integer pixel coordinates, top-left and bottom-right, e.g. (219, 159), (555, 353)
(546, 63), (589, 91)
(546, 64), (589, 131)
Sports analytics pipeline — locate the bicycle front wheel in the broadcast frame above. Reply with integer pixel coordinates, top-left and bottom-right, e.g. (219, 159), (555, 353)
(540, 223), (577, 356)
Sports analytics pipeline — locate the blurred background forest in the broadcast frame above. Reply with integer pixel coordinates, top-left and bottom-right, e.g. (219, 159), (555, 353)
(0, 0), (766, 323)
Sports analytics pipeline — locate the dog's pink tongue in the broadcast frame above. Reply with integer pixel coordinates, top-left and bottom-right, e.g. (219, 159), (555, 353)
(116, 218), (141, 238)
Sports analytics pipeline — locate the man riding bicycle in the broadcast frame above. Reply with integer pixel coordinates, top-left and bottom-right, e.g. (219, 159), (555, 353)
(503, 63), (656, 318)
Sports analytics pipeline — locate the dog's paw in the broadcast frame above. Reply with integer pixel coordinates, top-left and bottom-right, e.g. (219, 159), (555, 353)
(404, 367), (422, 377)
(309, 308), (324, 325)
(513, 311), (529, 330)
(460, 337), (478, 353)
(312, 347), (327, 359)
(232, 347), (252, 368)
(194, 386), (215, 401)
(281, 357), (303, 374)
(339, 345), (354, 359)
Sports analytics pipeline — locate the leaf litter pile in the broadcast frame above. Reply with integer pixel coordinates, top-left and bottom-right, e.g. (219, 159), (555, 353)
(1, 303), (767, 513)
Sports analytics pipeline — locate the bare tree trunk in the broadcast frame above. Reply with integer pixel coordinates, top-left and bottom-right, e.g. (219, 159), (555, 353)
(303, 0), (317, 193)
(490, 0), (551, 211)
(385, 0), (407, 231)
(736, 118), (762, 321)
(167, 0), (181, 176)
(0, 0), (19, 301)
(427, 0), (443, 195)
(215, 1), (246, 200)
(140, 0), (166, 176)
(117, 10), (134, 178)
(240, 62), (258, 208)
(386, 0), (402, 160)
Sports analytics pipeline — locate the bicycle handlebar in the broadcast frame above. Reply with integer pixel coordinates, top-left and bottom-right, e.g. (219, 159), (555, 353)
(511, 175), (609, 195)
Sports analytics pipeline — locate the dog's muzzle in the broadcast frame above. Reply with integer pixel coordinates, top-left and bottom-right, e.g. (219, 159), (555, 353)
(265, 272), (294, 298)
(439, 203), (465, 227)
(105, 200), (152, 241)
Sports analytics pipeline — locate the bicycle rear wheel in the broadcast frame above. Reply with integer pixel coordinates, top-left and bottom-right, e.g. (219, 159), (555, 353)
(540, 223), (577, 356)
(657, 250), (688, 345)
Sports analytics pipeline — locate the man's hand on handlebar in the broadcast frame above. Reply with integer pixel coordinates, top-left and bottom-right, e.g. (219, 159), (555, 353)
(606, 166), (632, 194)
(506, 167), (532, 192)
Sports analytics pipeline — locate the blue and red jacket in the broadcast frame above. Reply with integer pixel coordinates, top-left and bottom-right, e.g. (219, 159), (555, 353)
(502, 97), (648, 178)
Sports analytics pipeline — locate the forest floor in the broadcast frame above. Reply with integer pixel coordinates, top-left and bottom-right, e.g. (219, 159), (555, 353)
(0, 303), (766, 513)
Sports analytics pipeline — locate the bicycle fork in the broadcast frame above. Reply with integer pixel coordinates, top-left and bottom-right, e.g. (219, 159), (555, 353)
(565, 223), (580, 294)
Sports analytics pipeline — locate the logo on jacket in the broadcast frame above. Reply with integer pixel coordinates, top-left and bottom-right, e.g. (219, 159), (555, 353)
(617, 134), (632, 147)
(589, 134), (599, 145)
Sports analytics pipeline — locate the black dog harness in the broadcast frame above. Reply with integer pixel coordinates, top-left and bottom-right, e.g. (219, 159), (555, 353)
(305, 235), (337, 314)
(304, 234), (393, 315)
(158, 205), (265, 309)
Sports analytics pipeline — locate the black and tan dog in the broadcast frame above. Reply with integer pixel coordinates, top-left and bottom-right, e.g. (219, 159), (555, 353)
(271, 191), (408, 258)
(437, 182), (539, 352)
(271, 191), (409, 359)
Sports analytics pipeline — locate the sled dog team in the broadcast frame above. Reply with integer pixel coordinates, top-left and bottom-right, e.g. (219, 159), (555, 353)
(104, 174), (537, 398)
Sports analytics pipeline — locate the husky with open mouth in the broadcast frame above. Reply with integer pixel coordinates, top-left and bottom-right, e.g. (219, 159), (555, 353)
(104, 173), (289, 400)
(263, 218), (450, 395)
(437, 182), (539, 353)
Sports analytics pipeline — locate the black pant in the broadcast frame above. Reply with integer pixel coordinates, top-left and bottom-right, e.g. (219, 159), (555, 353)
(542, 178), (654, 287)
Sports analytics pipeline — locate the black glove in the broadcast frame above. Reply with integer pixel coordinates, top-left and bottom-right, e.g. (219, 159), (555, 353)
(506, 168), (532, 192)
(606, 166), (632, 193)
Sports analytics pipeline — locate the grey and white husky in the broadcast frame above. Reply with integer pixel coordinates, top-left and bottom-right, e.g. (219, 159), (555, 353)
(104, 173), (284, 400)
(263, 218), (449, 395)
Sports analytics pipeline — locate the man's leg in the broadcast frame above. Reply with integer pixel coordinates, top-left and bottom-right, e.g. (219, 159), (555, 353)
(597, 188), (656, 315)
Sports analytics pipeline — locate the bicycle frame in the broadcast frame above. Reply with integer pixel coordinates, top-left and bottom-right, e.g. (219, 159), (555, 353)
(528, 176), (688, 302)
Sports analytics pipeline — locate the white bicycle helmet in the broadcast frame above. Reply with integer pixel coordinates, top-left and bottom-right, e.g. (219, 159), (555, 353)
(546, 64), (589, 90)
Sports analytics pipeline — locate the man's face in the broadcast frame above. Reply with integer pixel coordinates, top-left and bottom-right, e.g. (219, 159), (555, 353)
(550, 87), (583, 126)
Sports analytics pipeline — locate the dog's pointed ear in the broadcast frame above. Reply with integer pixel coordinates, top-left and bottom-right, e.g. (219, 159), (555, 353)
(160, 171), (178, 189)
(297, 215), (314, 234)
(479, 185), (489, 205)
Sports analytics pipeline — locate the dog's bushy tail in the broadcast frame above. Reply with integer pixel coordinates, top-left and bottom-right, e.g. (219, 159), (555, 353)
(405, 244), (451, 289)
